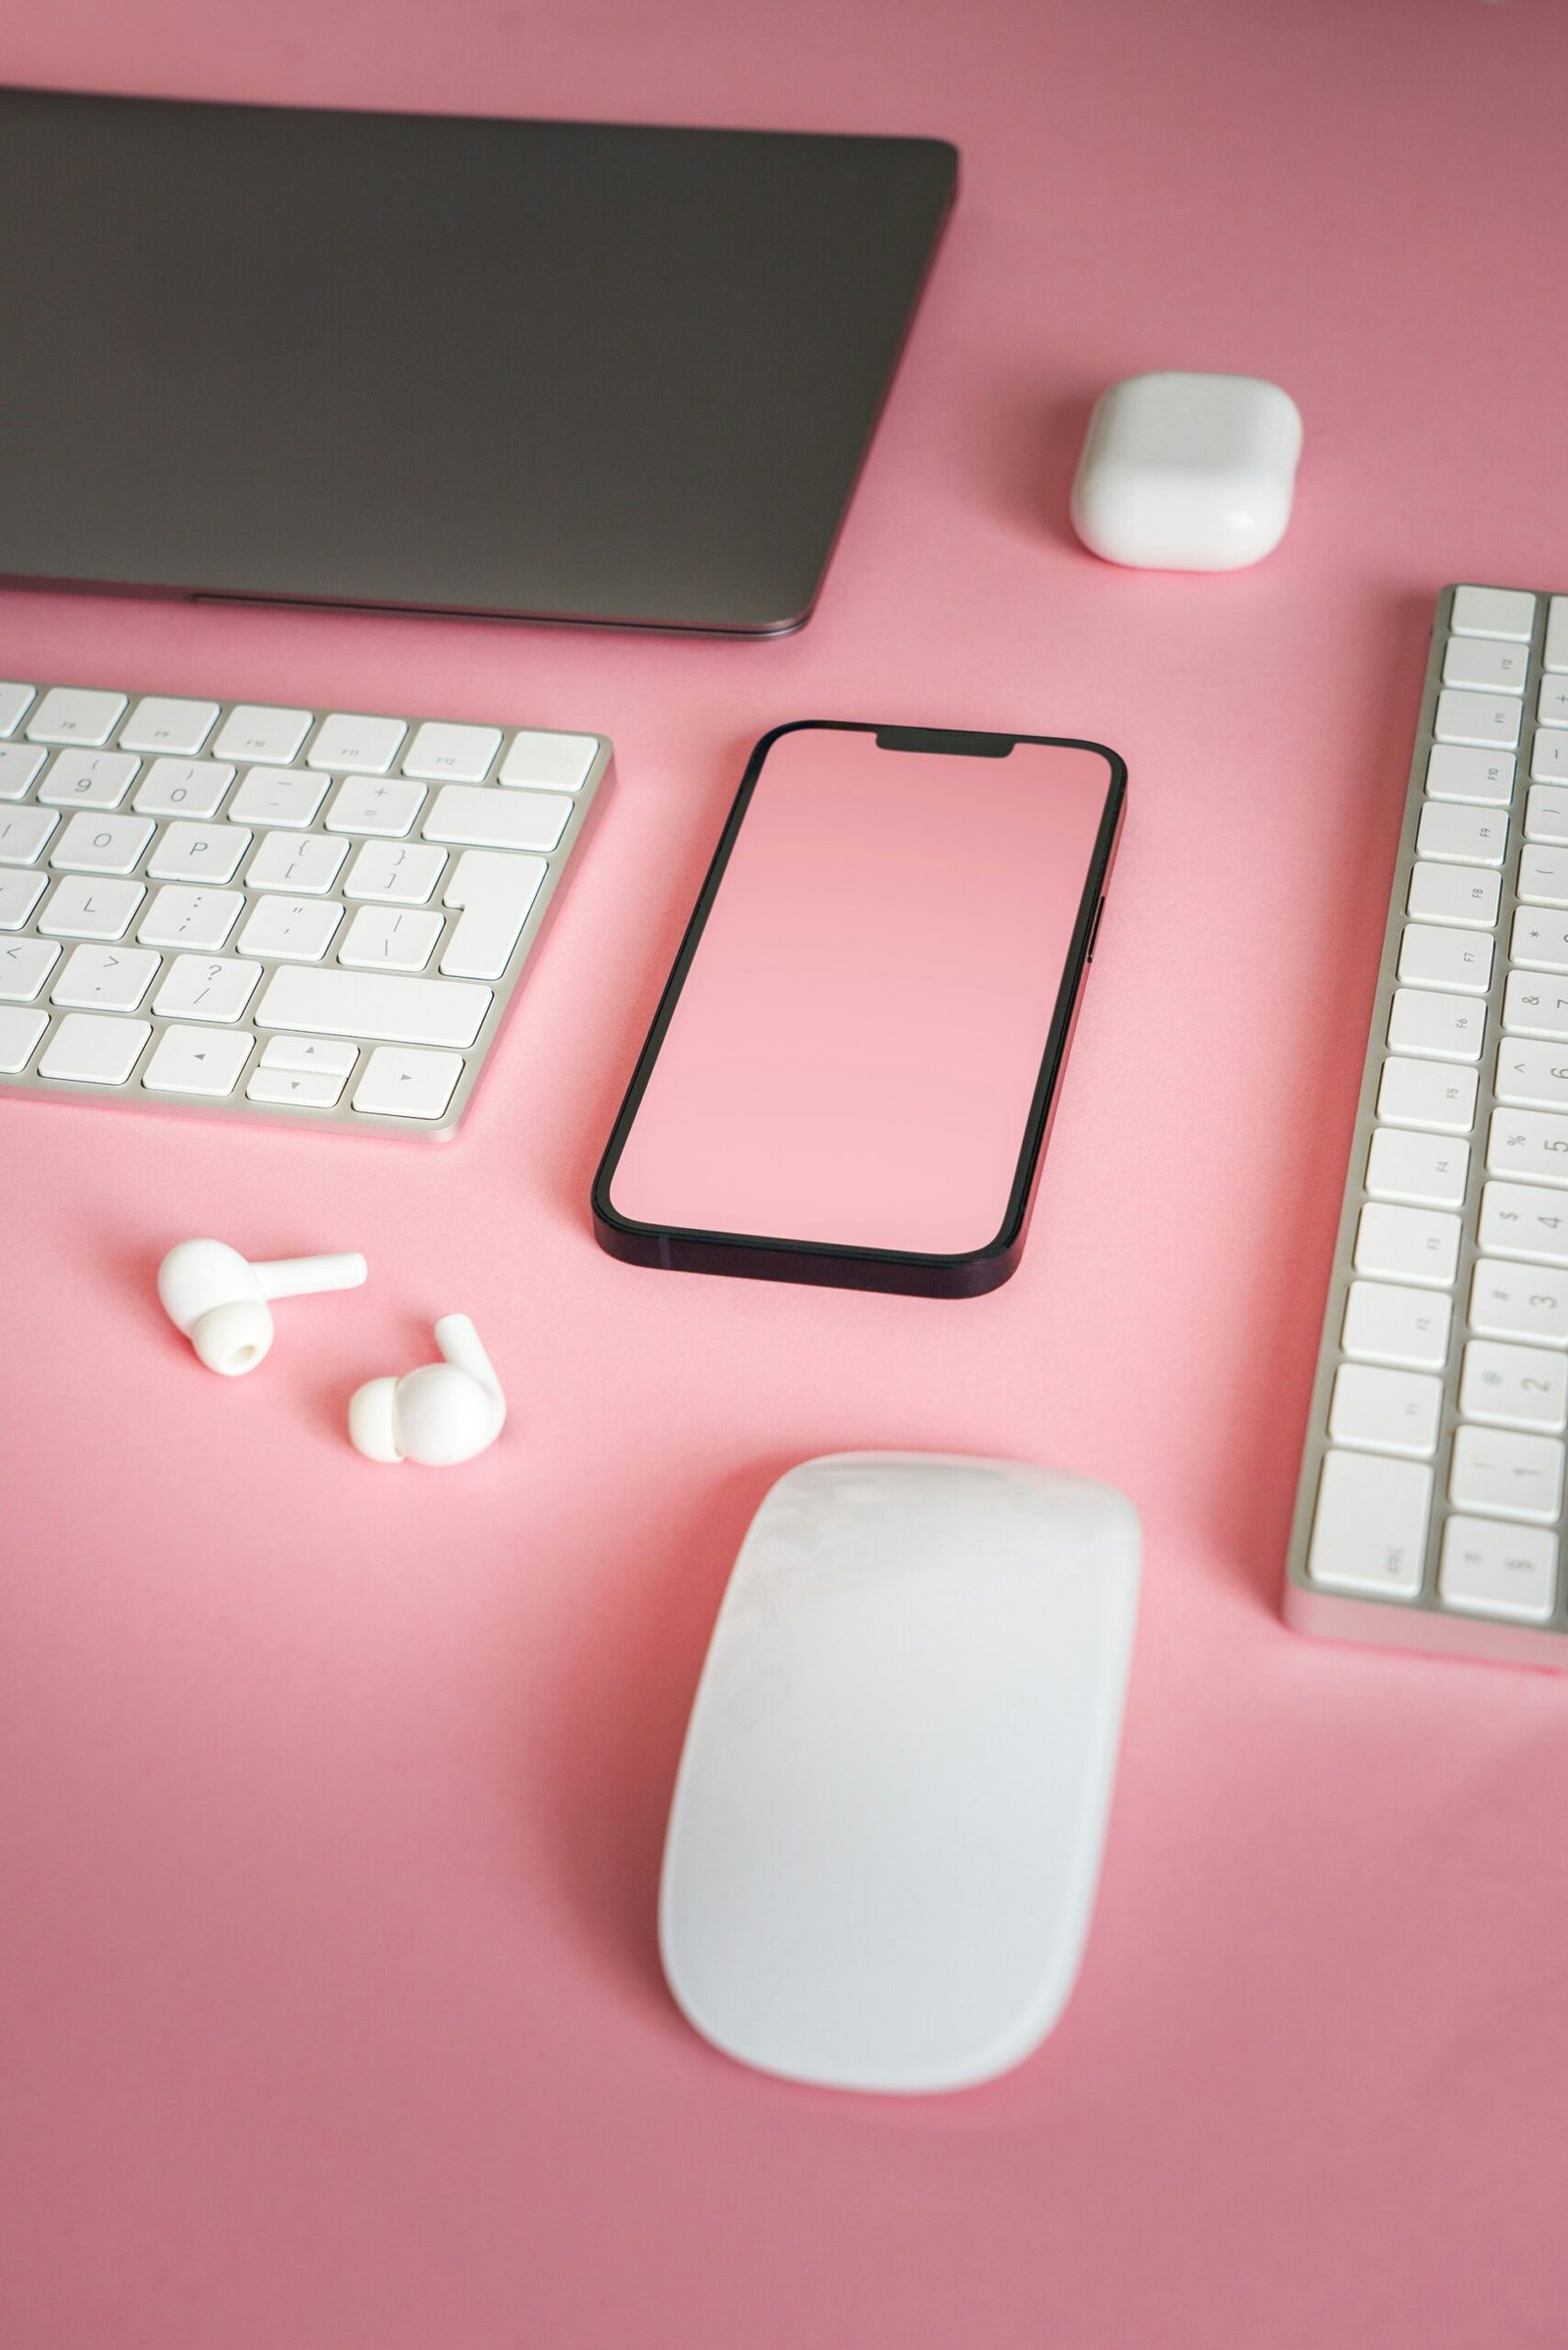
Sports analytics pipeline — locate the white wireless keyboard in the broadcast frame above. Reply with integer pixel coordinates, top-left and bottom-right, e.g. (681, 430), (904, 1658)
(0, 684), (610, 1138)
(1287, 584), (1568, 1667)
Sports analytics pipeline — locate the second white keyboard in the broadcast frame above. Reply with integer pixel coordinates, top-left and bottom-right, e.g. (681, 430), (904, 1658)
(0, 684), (611, 1138)
(1287, 585), (1568, 1666)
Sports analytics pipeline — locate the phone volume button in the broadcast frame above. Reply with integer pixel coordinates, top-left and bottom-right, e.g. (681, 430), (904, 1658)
(1085, 897), (1106, 961)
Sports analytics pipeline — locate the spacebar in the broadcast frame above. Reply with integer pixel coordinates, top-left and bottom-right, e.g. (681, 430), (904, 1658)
(254, 966), (492, 1048)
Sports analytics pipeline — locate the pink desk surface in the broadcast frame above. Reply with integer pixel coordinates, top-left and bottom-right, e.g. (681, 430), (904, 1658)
(3, 4), (1567, 2344)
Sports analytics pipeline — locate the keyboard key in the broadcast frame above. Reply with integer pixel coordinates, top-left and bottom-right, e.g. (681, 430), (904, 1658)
(246, 1062), (348, 1108)
(38, 1012), (149, 1085)
(259, 1033), (358, 1078)
(131, 759), (234, 819)
(1459, 1340), (1568, 1433)
(255, 965), (491, 1049)
(117, 697), (220, 757)
(1530, 735), (1568, 785)
(1478, 1181), (1568, 1265)
(51, 944), (160, 1011)
(0, 683), (36, 738)
(352, 1045), (465, 1120)
(244, 831), (347, 894)
(1450, 586), (1535, 641)
(423, 783), (570, 853)
(0, 807), (59, 864)
(1439, 1517), (1557, 1624)
(1328, 1363), (1442, 1456)
(0, 1005), (46, 1069)
(338, 906), (443, 971)
(0, 743), (47, 800)
(324, 775), (424, 836)
(499, 730), (599, 791)
(1486, 1106), (1568, 1188)
(211, 705), (313, 764)
(25, 688), (125, 746)
(1396, 923), (1492, 995)
(1306, 1449), (1429, 1598)
(1387, 986), (1485, 1061)
(145, 823), (252, 885)
(37, 750), (138, 808)
(1341, 1280), (1450, 1371)
(236, 895), (342, 961)
(1433, 690), (1521, 751)
(0, 937), (61, 1001)
(1353, 1201), (1461, 1288)
(1469, 1256), (1568, 1345)
(307, 712), (407, 773)
(1375, 1055), (1477, 1133)
(38, 878), (145, 941)
(1494, 1040), (1568, 1112)
(1424, 743), (1515, 806)
(439, 849), (545, 979)
(1442, 637), (1529, 694)
(50, 812), (154, 875)
(228, 767), (329, 828)
(0, 871), (47, 930)
(1547, 597), (1568, 674)
(1525, 783), (1568, 840)
(1449, 1426), (1564, 1523)
(1517, 847), (1568, 908)
(137, 887), (243, 952)
(153, 955), (262, 1023)
(342, 840), (446, 904)
(143, 1024), (255, 1097)
(1406, 861), (1499, 928)
(1365, 1126), (1469, 1209)
(403, 722), (501, 783)
(1415, 802), (1508, 866)
(1511, 908), (1568, 971)
(1502, 971), (1568, 1040)
(1539, 679), (1568, 730)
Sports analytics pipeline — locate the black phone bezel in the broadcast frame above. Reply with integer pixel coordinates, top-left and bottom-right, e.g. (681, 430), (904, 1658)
(591, 719), (1126, 1297)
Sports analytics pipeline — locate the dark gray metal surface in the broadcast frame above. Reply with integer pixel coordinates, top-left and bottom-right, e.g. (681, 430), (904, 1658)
(0, 90), (956, 634)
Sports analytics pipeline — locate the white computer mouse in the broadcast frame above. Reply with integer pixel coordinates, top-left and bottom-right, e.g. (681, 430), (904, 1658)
(659, 1452), (1142, 2093)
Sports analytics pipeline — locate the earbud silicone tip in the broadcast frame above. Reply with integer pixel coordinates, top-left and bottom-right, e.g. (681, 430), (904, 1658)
(389, 1361), (494, 1465)
(348, 1375), (404, 1462)
(190, 1297), (274, 1378)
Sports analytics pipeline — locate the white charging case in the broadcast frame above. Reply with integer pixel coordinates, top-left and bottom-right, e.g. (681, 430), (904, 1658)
(1069, 371), (1302, 571)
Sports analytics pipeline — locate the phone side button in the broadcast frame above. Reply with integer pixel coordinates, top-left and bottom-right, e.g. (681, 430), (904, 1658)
(1085, 897), (1106, 960)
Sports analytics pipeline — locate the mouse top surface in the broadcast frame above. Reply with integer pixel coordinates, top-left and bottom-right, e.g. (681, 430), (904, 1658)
(659, 1452), (1142, 2094)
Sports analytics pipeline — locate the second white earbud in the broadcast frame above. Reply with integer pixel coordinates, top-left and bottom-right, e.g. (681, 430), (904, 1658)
(348, 1316), (507, 1465)
(158, 1239), (368, 1377)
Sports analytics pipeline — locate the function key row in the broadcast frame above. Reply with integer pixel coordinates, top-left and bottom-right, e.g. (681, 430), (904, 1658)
(0, 685), (599, 791)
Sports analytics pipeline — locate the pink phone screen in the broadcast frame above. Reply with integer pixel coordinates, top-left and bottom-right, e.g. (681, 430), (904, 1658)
(607, 729), (1114, 1257)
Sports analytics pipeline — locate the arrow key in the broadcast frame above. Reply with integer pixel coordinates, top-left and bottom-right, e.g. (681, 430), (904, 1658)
(352, 1045), (464, 1121)
(246, 1062), (349, 1108)
(143, 1024), (255, 1097)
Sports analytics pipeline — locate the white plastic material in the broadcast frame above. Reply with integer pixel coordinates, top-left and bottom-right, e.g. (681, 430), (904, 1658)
(347, 1314), (505, 1464)
(659, 1452), (1142, 2094)
(157, 1238), (368, 1376)
(1070, 370), (1302, 570)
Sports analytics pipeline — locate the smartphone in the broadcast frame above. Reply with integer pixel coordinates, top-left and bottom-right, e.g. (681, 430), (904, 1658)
(592, 721), (1124, 1297)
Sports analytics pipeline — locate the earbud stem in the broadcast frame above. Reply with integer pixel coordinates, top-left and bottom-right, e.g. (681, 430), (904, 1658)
(435, 1314), (502, 1402)
(253, 1251), (368, 1301)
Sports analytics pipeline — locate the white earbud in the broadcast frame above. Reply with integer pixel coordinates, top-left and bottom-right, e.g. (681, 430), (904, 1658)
(158, 1239), (368, 1377)
(348, 1315), (507, 1465)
